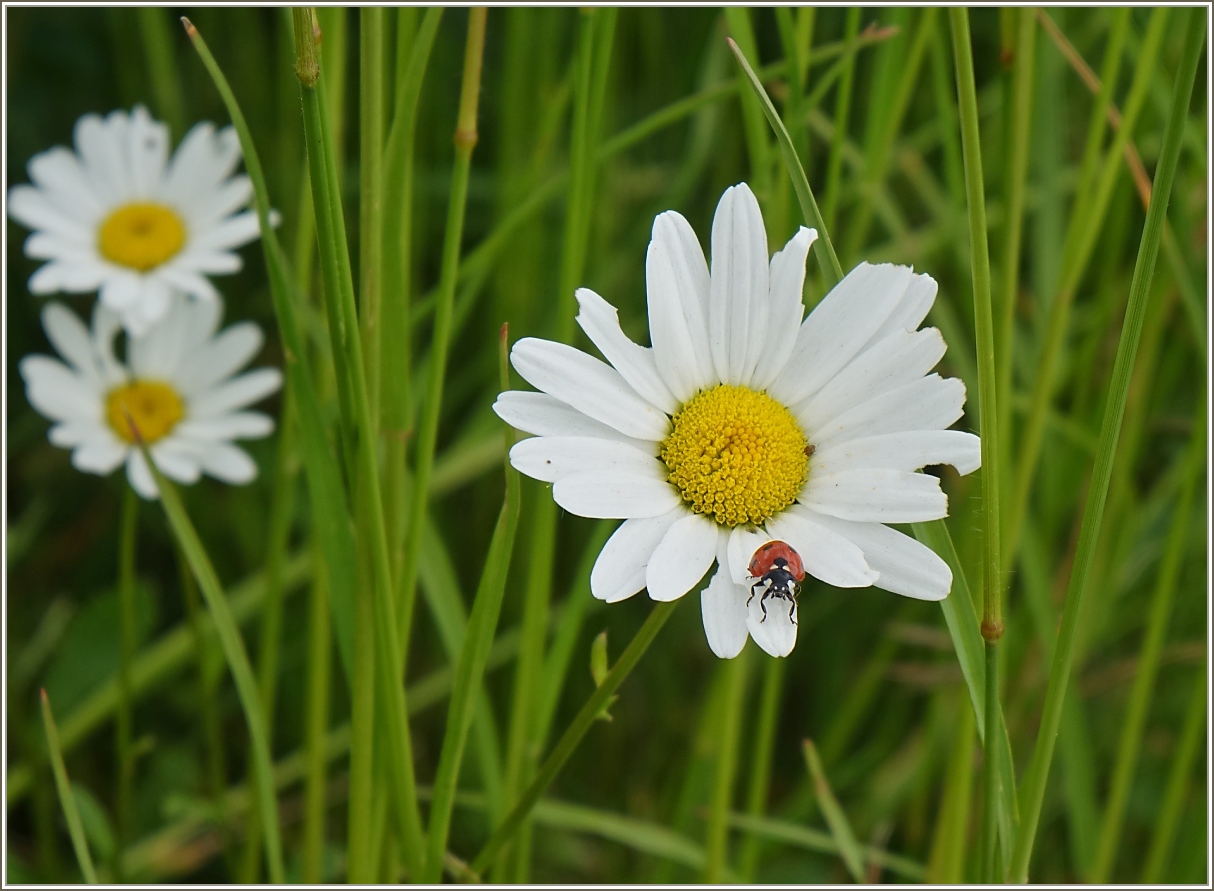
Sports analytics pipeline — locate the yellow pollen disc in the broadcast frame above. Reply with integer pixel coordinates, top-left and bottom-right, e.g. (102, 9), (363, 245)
(659, 383), (809, 527)
(98, 202), (186, 271)
(106, 381), (184, 444)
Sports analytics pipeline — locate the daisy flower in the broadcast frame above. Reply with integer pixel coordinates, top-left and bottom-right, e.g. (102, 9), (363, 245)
(8, 105), (264, 335)
(19, 293), (282, 500)
(494, 183), (980, 659)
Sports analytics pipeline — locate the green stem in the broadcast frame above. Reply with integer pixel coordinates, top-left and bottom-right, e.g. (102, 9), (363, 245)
(422, 318), (519, 888)
(471, 600), (681, 874)
(294, 7), (426, 874)
(239, 392), (297, 882)
(996, 8), (1035, 533)
(737, 657), (785, 881)
(395, 5), (487, 677)
(114, 485), (138, 882)
(359, 7), (386, 428)
(1008, 14), (1204, 881)
(137, 455), (285, 883)
(180, 544), (235, 876)
(500, 10), (616, 883)
(40, 691), (98, 883)
(949, 6), (1003, 880)
(1089, 400), (1206, 881)
(703, 650), (750, 882)
(298, 536), (327, 888)
(1141, 662), (1207, 883)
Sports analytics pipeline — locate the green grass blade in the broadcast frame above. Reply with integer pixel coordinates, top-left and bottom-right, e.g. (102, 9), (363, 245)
(181, 17), (357, 687)
(728, 812), (926, 882)
(703, 650), (751, 882)
(40, 690), (99, 883)
(1008, 14), (1205, 881)
(1090, 401), (1206, 881)
(948, 8), (1005, 880)
(471, 599), (681, 874)
(293, 8), (428, 873)
(915, 519), (1018, 856)
(1141, 662), (1208, 883)
(802, 739), (865, 882)
(134, 449), (285, 883)
(423, 315), (521, 882)
(727, 36), (843, 285)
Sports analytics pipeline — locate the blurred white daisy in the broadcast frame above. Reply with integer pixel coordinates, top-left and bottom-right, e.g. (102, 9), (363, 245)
(8, 105), (265, 336)
(19, 293), (282, 500)
(495, 183), (980, 659)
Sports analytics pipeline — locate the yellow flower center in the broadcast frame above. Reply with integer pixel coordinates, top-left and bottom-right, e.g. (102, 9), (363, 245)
(106, 381), (184, 444)
(98, 202), (186, 271)
(659, 384), (809, 527)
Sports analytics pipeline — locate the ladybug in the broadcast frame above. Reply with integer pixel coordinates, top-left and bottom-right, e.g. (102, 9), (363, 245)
(747, 540), (806, 625)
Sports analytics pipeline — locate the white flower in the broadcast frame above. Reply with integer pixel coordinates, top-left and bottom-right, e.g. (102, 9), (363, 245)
(19, 293), (282, 500)
(494, 183), (980, 659)
(8, 105), (264, 336)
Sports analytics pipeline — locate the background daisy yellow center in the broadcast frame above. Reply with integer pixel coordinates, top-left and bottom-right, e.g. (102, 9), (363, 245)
(106, 380), (184, 444)
(98, 202), (186, 271)
(660, 383), (809, 527)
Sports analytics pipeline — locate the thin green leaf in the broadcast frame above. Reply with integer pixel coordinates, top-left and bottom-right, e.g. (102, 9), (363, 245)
(134, 451), (284, 883)
(181, 17), (357, 687)
(727, 36), (843, 284)
(728, 812), (926, 882)
(40, 690), (98, 883)
(1009, 13), (1205, 880)
(802, 739), (865, 882)
(472, 599), (681, 874)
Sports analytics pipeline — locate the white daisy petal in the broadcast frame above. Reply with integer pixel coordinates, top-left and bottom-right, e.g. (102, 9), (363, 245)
(150, 439), (203, 484)
(510, 338), (670, 441)
(49, 421), (109, 448)
(41, 303), (101, 381)
(575, 288), (678, 414)
(156, 265), (223, 300)
(803, 469), (948, 523)
(746, 589), (798, 657)
(726, 525), (772, 586)
(701, 566), (751, 659)
(186, 176), (253, 226)
(798, 327), (946, 428)
(552, 471), (682, 519)
(866, 271), (937, 345)
(590, 508), (685, 603)
(76, 110), (131, 202)
(19, 356), (100, 422)
(493, 391), (654, 451)
(175, 412), (275, 441)
(752, 226), (816, 389)
(649, 210), (714, 393)
(126, 105), (170, 198)
(126, 450), (159, 500)
(98, 272), (142, 312)
(195, 441), (258, 484)
(27, 147), (105, 220)
(71, 439), (129, 475)
(766, 510), (878, 588)
(807, 374), (967, 447)
(190, 210), (260, 252)
(708, 183), (769, 385)
(645, 513), (720, 601)
(811, 430), (982, 476)
(809, 514), (952, 601)
(176, 322), (264, 396)
(646, 238), (710, 402)
(8, 185), (93, 242)
(188, 368), (283, 417)
(508, 436), (666, 484)
(769, 262), (915, 407)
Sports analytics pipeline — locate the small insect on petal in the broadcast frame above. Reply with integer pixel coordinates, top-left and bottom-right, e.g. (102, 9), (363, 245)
(745, 540), (804, 625)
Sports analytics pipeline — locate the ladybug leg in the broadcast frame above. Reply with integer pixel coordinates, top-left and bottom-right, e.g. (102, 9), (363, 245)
(746, 580), (760, 608)
(759, 588), (770, 623)
(788, 596), (797, 626)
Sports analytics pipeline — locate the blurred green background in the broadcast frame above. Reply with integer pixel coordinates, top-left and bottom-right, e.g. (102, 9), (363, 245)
(5, 6), (1208, 884)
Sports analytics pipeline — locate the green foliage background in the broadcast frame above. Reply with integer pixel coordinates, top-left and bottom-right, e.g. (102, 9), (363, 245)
(5, 6), (1208, 884)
